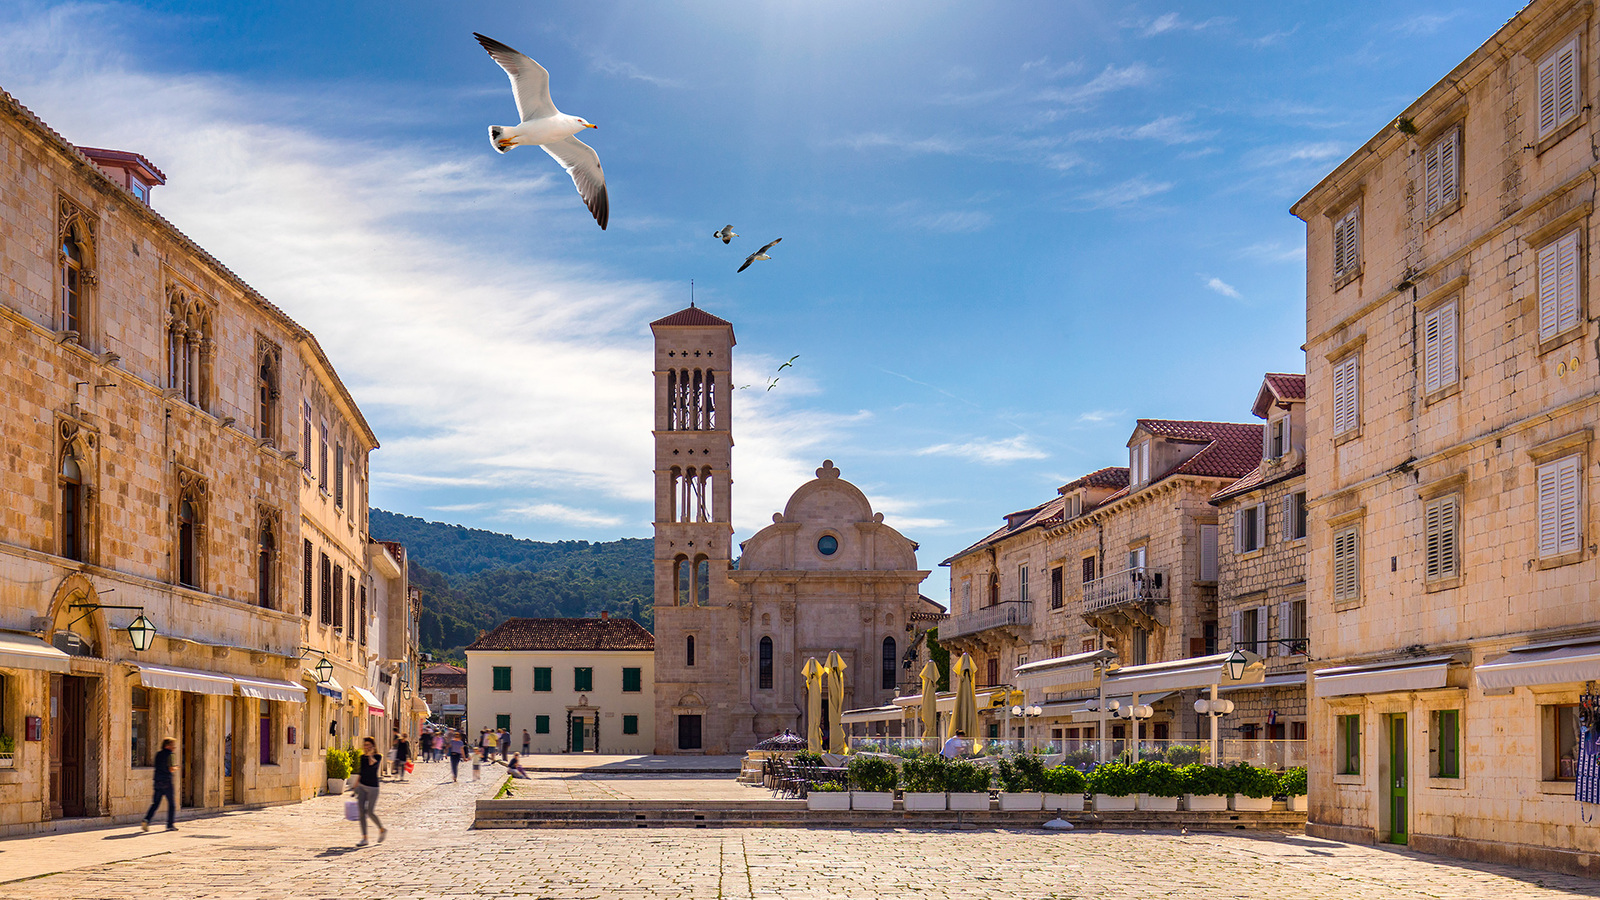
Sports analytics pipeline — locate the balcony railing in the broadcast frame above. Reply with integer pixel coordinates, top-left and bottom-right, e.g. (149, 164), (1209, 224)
(1083, 566), (1170, 613)
(941, 600), (1032, 640)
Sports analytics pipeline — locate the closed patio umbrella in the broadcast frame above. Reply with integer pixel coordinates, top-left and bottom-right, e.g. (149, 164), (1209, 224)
(802, 657), (824, 753)
(826, 651), (848, 755)
(919, 660), (939, 750)
(952, 652), (980, 747)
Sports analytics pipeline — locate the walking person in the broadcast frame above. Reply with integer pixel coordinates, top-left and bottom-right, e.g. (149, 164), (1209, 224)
(448, 731), (465, 781)
(141, 737), (178, 832)
(521, 728), (530, 755)
(393, 733), (412, 782)
(353, 737), (387, 847)
(498, 728), (510, 761)
(471, 744), (483, 781)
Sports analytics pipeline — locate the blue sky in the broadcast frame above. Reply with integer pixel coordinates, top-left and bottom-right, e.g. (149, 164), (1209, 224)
(0, 2), (1518, 601)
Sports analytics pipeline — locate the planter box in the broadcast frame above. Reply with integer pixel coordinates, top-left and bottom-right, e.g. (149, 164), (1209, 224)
(948, 792), (991, 811)
(1044, 792), (1085, 812)
(1137, 794), (1179, 812)
(851, 791), (894, 811)
(1287, 795), (1308, 812)
(998, 792), (1043, 811)
(1183, 794), (1228, 812)
(902, 791), (947, 811)
(1093, 794), (1136, 812)
(807, 791), (850, 811)
(0, 752), (14, 769)
(327, 778), (346, 795)
(1231, 794), (1273, 812)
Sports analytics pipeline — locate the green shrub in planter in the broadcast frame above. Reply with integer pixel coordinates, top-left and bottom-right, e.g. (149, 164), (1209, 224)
(1039, 765), (1087, 795)
(793, 751), (825, 767)
(1136, 746), (1165, 762)
(1277, 766), (1308, 798)
(1176, 763), (1230, 796)
(326, 748), (353, 780)
(1164, 744), (1204, 766)
(846, 756), (898, 793)
(996, 753), (1047, 792)
(1226, 762), (1279, 799)
(944, 759), (994, 793)
(1086, 761), (1137, 797)
(1131, 760), (1183, 797)
(1062, 748), (1097, 770)
(0, 734), (15, 754)
(900, 754), (948, 792)
(809, 781), (846, 792)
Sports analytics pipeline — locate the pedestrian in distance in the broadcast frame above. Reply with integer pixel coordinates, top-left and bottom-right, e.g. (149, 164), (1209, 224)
(498, 728), (510, 761)
(448, 731), (465, 781)
(353, 736), (387, 847)
(141, 737), (178, 832)
(471, 744), (483, 782)
(393, 733), (412, 782)
(507, 753), (530, 779)
(521, 728), (530, 755)
(941, 730), (968, 760)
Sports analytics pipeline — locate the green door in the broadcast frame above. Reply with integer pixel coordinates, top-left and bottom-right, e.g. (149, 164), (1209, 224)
(1388, 714), (1407, 844)
(571, 717), (584, 752)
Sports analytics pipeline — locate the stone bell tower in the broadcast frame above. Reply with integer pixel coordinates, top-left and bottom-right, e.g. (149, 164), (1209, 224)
(650, 306), (739, 753)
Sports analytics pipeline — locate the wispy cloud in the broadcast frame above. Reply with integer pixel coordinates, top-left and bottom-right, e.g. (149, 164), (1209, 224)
(1067, 115), (1211, 145)
(502, 503), (626, 528)
(1081, 176), (1173, 209)
(1133, 13), (1231, 37)
(588, 54), (681, 88)
(1238, 241), (1306, 263)
(912, 210), (993, 233)
(1392, 12), (1460, 36)
(1244, 141), (1346, 168)
(1075, 409), (1123, 425)
(1037, 62), (1157, 112)
(916, 435), (1048, 464)
(1248, 25), (1300, 48)
(1203, 276), (1242, 299)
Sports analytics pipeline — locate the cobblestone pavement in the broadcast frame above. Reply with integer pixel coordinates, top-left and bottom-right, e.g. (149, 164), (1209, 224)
(7, 760), (1600, 899)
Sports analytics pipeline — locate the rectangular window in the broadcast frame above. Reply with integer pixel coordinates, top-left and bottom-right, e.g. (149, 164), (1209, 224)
(1235, 503), (1265, 553)
(319, 553), (332, 625)
(302, 539), (314, 617)
(1431, 709), (1460, 778)
(1333, 207), (1361, 280)
(535, 715), (550, 734)
(574, 667), (593, 692)
(622, 714), (639, 735)
(1129, 440), (1150, 486)
(1050, 566), (1063, 609)
(622, 667), (642, 693)
(1537, 455), (1582, 558)
(1235, 607), (1261, 654)
(334, 443), (345, 508)
(319, 420), (329, 490)
(1423, 127), (1460, 216)
(347, 575), (355, 637)
(1018, 565), (1029, 603)
(259, 703), (275, 765)
(1081, 555), (1096, 585)
(1287, 598), (1307, 654)
(496, 713), (511, 731)
(1266, 417), (1289, 458)
(1333, 525), (1360, 602)
(1422, 300), (1459, 393)
(1537, 36), (1580, 138)
(1131, 627), (1149, 666)
(492, 667), (511, 692)
(533, 667), (552, 692)
(357, 585), (367, 646)
(332, 564), (344, 629)
(1337, 714), (1361, 775)
(1332, 355), (1360, 436)
(1203, 619), (1219, 656)
(1549, 704), (1579, 780)
(1081, 638), (1095, 654)
(301, 402), (312, 472)
(130, 686), (150, 766)
(1537, 231), (1582, 340)
(1050, 643), (1064, 659)
(1284, 492), (1308, 540)
(1424, 495), (1460, 581)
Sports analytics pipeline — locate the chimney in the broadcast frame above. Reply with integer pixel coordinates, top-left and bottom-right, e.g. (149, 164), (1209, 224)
(600, 610), (609, 620)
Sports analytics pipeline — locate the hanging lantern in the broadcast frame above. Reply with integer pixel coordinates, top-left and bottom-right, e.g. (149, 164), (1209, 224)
(127, 614), (158, 652)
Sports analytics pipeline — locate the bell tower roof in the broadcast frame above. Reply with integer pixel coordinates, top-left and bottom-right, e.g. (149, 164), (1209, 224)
(650, 305), (736, 341)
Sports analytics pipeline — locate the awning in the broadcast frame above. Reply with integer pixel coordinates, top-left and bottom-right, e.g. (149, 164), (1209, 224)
(137, 663), (235, 696)
(0, 632), (71, 673)
(234, 675), (307, 703)
(1219, 672), (1308, 693)
(1102, 651), (1265, 696)
(892, 687), (1014, 714)
(411, 696), (431, 716)
(1477, 642), (1600, 692)
(350, 686), (386, 714)
(1313, 656), (1461, 698)
(1014, 649), (1117, 693)
(841, 705), (903, 725)
(311, 674), (344, 700)
(1040, 692), (1176, 723)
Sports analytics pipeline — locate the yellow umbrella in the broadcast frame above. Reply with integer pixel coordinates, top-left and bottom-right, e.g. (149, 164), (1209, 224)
(826, 651), (848, 755)
(952, 652), (981, 748)
(802, 657), (824, 753)
(918, 660), (939, 749)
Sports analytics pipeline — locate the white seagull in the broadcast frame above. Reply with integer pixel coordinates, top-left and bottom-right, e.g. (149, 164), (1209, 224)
(474, 32), (609, 230)
(738, 238), (782, 273)
(714, 225), (739, 244)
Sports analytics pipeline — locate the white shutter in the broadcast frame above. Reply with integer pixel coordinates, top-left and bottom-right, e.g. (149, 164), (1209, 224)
(1423, 307), (1442, 392)
(1540, 455), (1584, 557)
(1539, 50), (1560, 136)
(1423, 301), (1458, 392)
(1276, 600), (1292, 657)
(1556, 231), (1580, 335)
(1424, 128), (1459, 216)
(1283, 495), (1295, 538)
(1333, 356), (1359, 435)
(1263, 420), (1273, 458)
(1232, 610), (1243, 652)
(1538, 461), (1561, 557)
(1257, 503), (1268, 547)
(1333, 527), (1359, 602)
(1333, 210), (1361, 278)
(1424, 497), (1447, 580)
(1199, 523), (1218, 581)
(1234, 509), (1245, 553)
(1255, 605), (1270, 655)
(1558, 40), (1579, 127)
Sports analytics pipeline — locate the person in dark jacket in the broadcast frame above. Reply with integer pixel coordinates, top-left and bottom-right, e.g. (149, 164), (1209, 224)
(393, 734), (412, 782)
(354, 737), (386, 846)
(141, 737), (178, 832)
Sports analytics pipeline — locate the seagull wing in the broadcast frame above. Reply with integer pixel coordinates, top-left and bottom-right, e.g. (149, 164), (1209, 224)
(757, 237), (783, 255)
(474, 33), (556, 122)
(737, 252), (758, 273)
(542, 135), (609, 229)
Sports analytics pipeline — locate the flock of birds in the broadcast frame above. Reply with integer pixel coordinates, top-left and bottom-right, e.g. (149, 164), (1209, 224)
(475, 33), (785, 273)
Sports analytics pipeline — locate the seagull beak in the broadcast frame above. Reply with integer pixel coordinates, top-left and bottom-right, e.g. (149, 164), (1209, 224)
(584, 123), (599, 129)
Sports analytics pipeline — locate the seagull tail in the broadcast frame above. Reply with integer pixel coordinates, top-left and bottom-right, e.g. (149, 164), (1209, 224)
(488, 126), (509, 155)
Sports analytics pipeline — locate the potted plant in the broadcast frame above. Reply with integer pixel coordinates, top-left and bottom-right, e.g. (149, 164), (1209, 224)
(1040, 764), (1087, 812)
(1177, 763), (1229, 811)
(793, 750), (825, 768)
(1227, 762), (1277, 811)
(900, 754), (949, 810)
(996, 754), (1045, 811)
(945, 759), (994, 810)
(1087, 761), (1137, 811)
(846, 755), (897, 811)
(1132, 760), (1181, 811)
(1164, 744), (1204, 766)
(325, 746), (352, 795)
(806, 780), (851, 810)
(0, 733), (14, 768)
(1278, 767), (1308, 812)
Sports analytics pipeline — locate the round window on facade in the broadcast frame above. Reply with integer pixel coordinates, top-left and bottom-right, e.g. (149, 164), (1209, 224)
(816, 534), (839, 556)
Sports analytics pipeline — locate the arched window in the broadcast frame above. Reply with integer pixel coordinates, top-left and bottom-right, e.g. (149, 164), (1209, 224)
(60, 234), (83, 334)
(257, 518), (274, 608)
(257, 353), (277, 442)
(674, 555), (690, 606)
(704, 370), (716, 429)
(666, 369), (678, 430)
(882, 636), (897, 690)
(60, 453), (82, 561)
(667, 466), (682, 523)
(686, 635), (696, 667)
(695, 555), (710, 605)
(177, 499), (197, 587)
(759, 636), (773, 690)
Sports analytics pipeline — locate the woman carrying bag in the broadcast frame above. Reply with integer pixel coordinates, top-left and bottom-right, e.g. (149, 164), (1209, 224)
(353, 737), (387, 846)
(393, 734), (412, 782)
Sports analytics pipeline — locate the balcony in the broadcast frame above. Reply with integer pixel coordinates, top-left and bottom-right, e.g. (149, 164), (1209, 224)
(941, 600), (1032, 640)
(1083, 566), (1170, 614)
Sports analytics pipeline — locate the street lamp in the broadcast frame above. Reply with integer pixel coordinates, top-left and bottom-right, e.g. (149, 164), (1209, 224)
(1226, 649), (1249, 682)
(127, 614), (158, 651)
(315, 656), (334, 684)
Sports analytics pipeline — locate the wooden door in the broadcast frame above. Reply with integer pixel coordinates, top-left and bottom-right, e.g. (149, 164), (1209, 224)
(1388, 714), (1408, 844)
(59, 676), (87, 817)
(677, 714), (702, 750)
(223, 697), (237, 803)
(48, 675), (62, 818)
(181, 694), (201, 808)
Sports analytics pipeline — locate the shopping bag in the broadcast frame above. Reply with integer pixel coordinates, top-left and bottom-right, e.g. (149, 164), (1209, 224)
(405, 761), (415, 773)
(344, 799), (359, 821)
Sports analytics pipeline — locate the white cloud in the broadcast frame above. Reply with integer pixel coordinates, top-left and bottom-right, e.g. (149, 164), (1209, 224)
(501, 503), (626, 528)
(916, 435), (1048, 465)
(1392, 12), (1460, 36)
(1238, 241), (1306, 263)
(588, 54), (682, 88)
(1246, 141), (1346, 168)
(1038, 63), (1157, 112)
(1204, 276), (1241, 299)
(1075, 409), (1122, 425)
(1081, 176), (1173, 209)
(1067, 115), (1211, 145)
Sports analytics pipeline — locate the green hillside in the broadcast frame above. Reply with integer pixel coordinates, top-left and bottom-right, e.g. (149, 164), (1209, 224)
(369, 509), (654, 660)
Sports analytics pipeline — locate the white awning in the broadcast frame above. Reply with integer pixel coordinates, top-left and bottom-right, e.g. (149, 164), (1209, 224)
(841, 705), (903, 725)
(0, 632), (71, 673)
(892, 687), (1012, 714)
(234, 675), (307, 703)
(1014, 649), (1117, 693)
(1219, 672), (1308, 693)
(350, 686), (386, 714)
(1103, 651), (1265, 696)
(1313, 656), (1461, 698)
(411, 696), (432, 716)
(1476, 642), (1600, 692)
(138, 663), (236, 696)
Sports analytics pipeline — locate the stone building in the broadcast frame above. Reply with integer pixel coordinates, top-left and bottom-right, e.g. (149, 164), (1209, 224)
(420, 663), (467, 729)
(0, 87), (410, 834)
(648, 306), (929, 753)
(1294, 0), (1600, 873)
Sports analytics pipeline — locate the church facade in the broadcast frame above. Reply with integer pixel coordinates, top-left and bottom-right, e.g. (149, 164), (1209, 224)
(649, 307), (929, 754)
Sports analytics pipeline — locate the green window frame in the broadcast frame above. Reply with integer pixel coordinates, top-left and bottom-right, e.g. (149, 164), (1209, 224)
(496, 713), (510, 731)
(622, 667), (642, 693)
(622, 714), (639, 735)
(574, 667), (593, 692)
(535, 715), (550, 734)
(1432, 709), (1460, 778)
(492, 666), (511, 692)
(533, 667), (552, 692)
(1337, 714), (1362, 775)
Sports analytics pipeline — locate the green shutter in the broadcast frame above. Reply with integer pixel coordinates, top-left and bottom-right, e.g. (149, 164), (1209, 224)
(496, 714), (510, 730)
(534, 667), (551, 692)
(492, 666), (511, 691)
(623, 667), (642, 693)
(535, 715), (549, 734)
(1437, 710), (1460, 778)
(623, 715), (638, 735)
(575, 667), (593, 692)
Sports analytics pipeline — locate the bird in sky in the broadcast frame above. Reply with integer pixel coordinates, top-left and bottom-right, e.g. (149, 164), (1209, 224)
(474, 32), (609, 230)
(713, 225), (738, 244)
(767, 356), (800, 391)
(738, 238), (783, 273)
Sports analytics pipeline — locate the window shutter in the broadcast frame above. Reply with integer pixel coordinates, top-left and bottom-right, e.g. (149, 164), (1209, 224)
(1277, 600), (1293, 657)
(1231, 610), (1243, 652)
(1438, 302), (1457, 389)
(1423, 307), (1442, 392)
(1538, 462), (1561, 557)
(1556, 231), (1580, 335)
(1424, 135), (1442, 215)
(1257, 503), (1268, 546)
(1255, 605), (1270, 655)
(1539, 51), (1560, 135)
(1283, 495), (1295, 538)
(1199, 523), (1218, 581)
(1332, 356), (1360, 435)
(1538, 239), (1562, 338)
(1424, 498), (1444, 579)
(1438, 128), (1458, 209)
(1234, 509), (1245, 553)
(1557, 40), (1579, 128)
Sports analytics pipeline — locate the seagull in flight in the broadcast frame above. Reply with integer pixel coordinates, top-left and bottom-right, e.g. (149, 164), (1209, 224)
(714, 225), (739, 244)
(738, 238), (782, 273)
(474, 32), (609, 230)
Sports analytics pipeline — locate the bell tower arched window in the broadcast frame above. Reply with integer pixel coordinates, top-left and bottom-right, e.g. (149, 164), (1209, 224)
(686, 635), (696, 667)
(674, 554), (690, 606)
(695, 554), (710, 605)
(60, 453), (82, 561)
(759, 636), (774, 690)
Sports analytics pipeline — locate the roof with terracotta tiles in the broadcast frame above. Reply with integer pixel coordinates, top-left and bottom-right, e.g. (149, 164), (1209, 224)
(1164, 421), (1265, 479)
(650, 306), (735, 330)
(465, 617), (655, 652)
(940, 495), (1066, 565)
(1253, 373), (1307, 418)
(1211, 460), (1307, 503)
(1061, 466), (1130, 492)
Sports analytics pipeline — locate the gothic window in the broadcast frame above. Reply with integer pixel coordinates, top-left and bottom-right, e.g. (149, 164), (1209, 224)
(60, 451), (83, 561)
(668, 466), (681, 523)
(61, 234), (84, 334)
(57, 199), (94, 341)
(691, 468), (711, 522)
(165, 288), (213, 410)
(882, 637), (897, 690)
(666, 369), (678, 430)
(257, 342), (280, 443)
(704, 370), (716, 429)
(692, 369), (704, 429)
(257, 514), (275, 609)
(177, 499), (198, 587)
(686, 635), (696, 667)
(759, 636), (774, 689)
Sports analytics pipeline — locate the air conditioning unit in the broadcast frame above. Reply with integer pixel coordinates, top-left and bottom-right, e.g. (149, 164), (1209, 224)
(52, 631), (84, 656)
